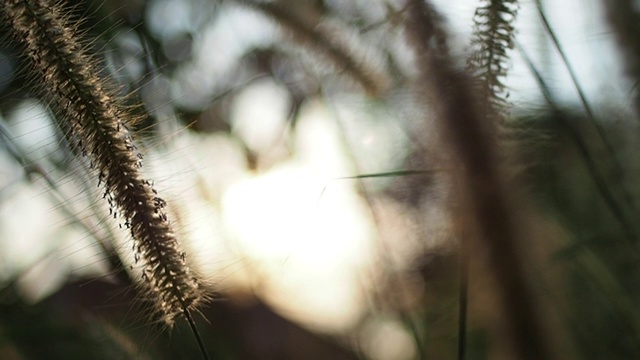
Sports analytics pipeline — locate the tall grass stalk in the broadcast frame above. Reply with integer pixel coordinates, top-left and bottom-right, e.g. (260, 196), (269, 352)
(404, 1), (553, 358)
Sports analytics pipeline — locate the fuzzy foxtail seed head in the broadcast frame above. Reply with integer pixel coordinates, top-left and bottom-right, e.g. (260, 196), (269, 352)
(1, 0), (206, 325)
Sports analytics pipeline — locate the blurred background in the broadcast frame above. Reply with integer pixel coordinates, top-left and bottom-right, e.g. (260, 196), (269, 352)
(0, 0), (639, 358)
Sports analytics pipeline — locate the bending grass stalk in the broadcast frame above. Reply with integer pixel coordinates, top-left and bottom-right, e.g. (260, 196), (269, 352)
(404, 1), (553, 359)
(535, 0), (639, 237)
(0, 0), (207, 335)
(516, 42), (638, 244)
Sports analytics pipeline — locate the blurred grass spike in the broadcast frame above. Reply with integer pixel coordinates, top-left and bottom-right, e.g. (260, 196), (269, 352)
(235, 0), (389, 96)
